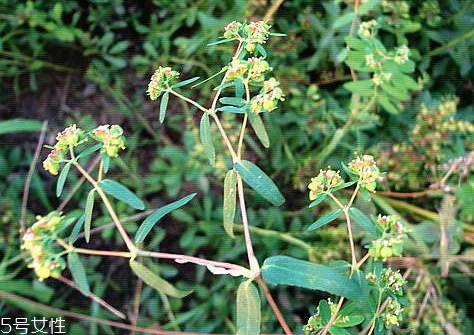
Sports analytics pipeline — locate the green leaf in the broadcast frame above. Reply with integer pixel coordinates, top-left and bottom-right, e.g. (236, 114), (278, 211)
(309, 193), (327, 208)
(343, 80), (374, 96)
(56, 163), (71, 197)
(200, 113), (215, 165)
(337, 48), (349, 63)
(77, 143), (102, 159)
(331, 181), (357, 192)
(172, 77), (200, 88)
(135, 193), (197, 243)
(358, 0), (379, 15)
(391, 72), (418, 90)
(223, 170), (237, 238)
(219, 97), (246, 106)
(99, 179), (145, 210)
(109, 41), (129, 54)
(307, 209), (342, 231)
(103, 55), (126, 68)
(67, 253), (90, 295)
(329, 326), (350, 335)
(348, 208), (379, 237)
(0, 119), (42, 135)
(381, 83), (410, 101)
(236, 280), (261, 335)
(234, 160), (285, 206)
(377, 94), (399, 114)
(217, 106), (246, 113)
(69, 214), (85, 244)
(345, 36), (366, 51)
(256, 44), (267, 58)
(84, 189), (95, 243)
(129, 260), (192, 298)
(101, 152), (110, 173)
(319, 299), (331, 325)
(261, 256), (361, 300)
(247, 111), (270, 148)
(159, 92), (169, 123)
(336, 315), (364, 327)
(333, 12), (355, 29)
(207, 38), (236, 46)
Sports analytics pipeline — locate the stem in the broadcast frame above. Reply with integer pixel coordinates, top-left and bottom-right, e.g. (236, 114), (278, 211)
(98, 160), (104, 182)
(72, 162), (136, 252)
(210, 112), (239, 160)
(75, 248), (133, 258)
(237, 114), (248, 158)
(256, 277), (293, 335)
(237, 175), (260, 272)
(0, 290), (233, 335)
(422, 27), (474, 60)
(20, 120), (48, 235)
(366, 290), (383, 335)
(56, 275), (126, 320)
(319, 297), (345, 335)
(137, 250), (250, 275)
(169, 89), (208, 113)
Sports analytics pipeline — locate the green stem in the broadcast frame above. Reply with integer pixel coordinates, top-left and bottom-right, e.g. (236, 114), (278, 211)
(422, 27), (474, 60)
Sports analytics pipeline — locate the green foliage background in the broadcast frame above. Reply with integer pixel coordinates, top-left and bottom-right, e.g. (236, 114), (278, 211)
(0, 0), (473, 334)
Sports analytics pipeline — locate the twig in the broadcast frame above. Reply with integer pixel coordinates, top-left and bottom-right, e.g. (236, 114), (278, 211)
(263, 0), (286, 21)
(256, 277), (293, 335)
(20, 121), (48, 234)
(56, 275), (126, 320)
(130, 278), (143, 335)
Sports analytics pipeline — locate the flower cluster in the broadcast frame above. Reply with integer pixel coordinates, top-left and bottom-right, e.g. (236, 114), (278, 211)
(368, 214), (408, 260)
(147, 66), (180, 100)
(222, 21), (271, 53)
(382, 298), (404, 328)
(92, 125), (126, 157)
(249, 78), (285, 113)
(372, 72), (392, 86)
(367, 268), (406, 295)
(348, 155), (381, 192)
(226, 57), (271, 82)
(307, 169), (343, 200)
(394, 45), (410, 64)
(21, 211), (66, 281)
(43, 124), (86, 175)
(358, 20), (378, 38)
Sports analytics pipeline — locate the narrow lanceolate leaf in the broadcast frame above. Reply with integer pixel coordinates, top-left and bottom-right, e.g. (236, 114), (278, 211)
(84, 189), (95, 243)
(135, 193), (197, 243)
(207, 38), (236, 46)
(234, 160), (285, 206)
(223, 170), (237, 238)
(69, 214), (85, 244)
(200, 113), (215, 165)
(171, 76), (200, 88)
(219, 97), (246, 106)
(261, 256), (361, 300)
(236, 280), (261, 335)
(247, 111), (269, 148)
(307, 209), (342, 231)
(309, 193), (327, 208)
(67, 253), (90, 296)
(129, 260), (192, 298)
(217, 106), (246, 113)
(348, 207), (379, 238)
(332, 12), (355, 29)
(56, 163), (71, 197)
(99, 179), (145, 210)
(159, 92), (169, 123)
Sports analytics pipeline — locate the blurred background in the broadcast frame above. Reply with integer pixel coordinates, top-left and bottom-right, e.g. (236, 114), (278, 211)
(0, 0), (473, 334)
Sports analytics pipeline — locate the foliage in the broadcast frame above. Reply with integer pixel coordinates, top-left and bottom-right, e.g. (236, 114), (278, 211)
(0, 1), (473, 335)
